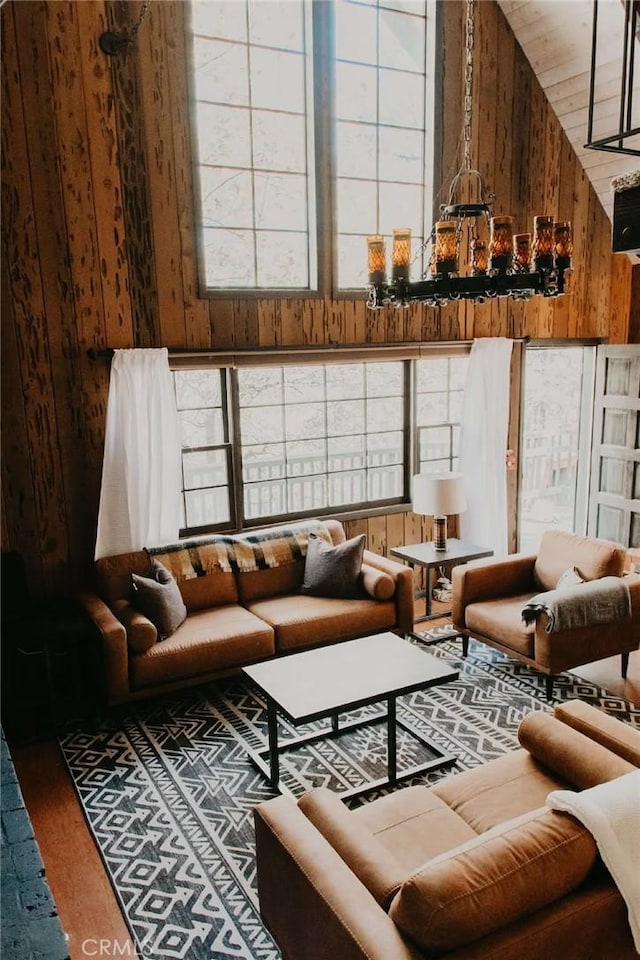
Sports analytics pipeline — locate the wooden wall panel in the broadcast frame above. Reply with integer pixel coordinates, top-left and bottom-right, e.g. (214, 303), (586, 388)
(1, 3), (69, 594)
(1, 0), (637, 599)
(105, 0), (159, 346)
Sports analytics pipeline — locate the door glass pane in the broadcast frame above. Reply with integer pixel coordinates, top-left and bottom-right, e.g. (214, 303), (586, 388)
(519, 347), (593, 553)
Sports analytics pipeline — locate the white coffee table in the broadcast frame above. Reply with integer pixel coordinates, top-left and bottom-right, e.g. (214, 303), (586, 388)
(242, 632), (458, 799)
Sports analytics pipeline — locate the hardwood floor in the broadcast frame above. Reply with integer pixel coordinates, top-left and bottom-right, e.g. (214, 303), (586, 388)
(9, 620), (640, 960)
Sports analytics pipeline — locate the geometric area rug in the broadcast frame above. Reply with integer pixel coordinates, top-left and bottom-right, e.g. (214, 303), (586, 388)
(59, 638), (640, 959)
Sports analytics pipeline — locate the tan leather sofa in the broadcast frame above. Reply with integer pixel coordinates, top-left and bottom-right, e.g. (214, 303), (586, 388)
(452, 529), (640, 699)
(80, 519), (414, 705)
(254, 699), (640, 960)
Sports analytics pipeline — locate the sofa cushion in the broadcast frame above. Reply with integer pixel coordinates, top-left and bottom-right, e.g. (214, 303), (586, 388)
(554, 699), (640, 767)
(360, 564), (395, 601)
(130, 605), (274, 689)
(132, 560), (187, 638)
(236, 561), (306, 605)
(431, 749), (566, 832)
(150, 546), (238, 612)
(534, 530), (626, 591)
(354, 785), (478, 873)
(388, 807), (597, 953)
(245, 594), (396, 652)
(518, 710), (636, 787)
(465, 593), (536, 656)
(301, 533), (366, 599)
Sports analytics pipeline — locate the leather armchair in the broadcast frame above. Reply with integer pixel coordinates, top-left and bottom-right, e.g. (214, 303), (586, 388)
(451, 530), (640, 699)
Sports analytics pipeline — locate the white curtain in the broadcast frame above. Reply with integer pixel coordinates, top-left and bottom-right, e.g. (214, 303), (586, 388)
(95, 348), (181, 560)
(459, 338), (514, 559)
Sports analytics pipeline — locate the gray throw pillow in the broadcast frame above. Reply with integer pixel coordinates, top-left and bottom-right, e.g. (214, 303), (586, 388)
(301, 533), (366, 599)
(556, 566), (585, 590)
(132, 559), (187, 639)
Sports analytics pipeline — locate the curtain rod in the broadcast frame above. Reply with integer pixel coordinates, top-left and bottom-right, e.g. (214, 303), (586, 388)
(87, 337), (531, 361)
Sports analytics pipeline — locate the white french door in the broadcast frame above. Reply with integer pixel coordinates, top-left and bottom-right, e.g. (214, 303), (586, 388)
(588, 344), (640, 548)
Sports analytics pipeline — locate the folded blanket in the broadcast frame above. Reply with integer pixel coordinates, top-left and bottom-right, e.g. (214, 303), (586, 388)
(521, 576), (631, 633)
(149, 520), (332, 578)
(547, 770), (640, 951)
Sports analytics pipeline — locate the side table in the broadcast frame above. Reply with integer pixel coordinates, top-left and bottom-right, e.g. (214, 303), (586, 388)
(390, 538), (493, 640)
(1, 600), (99, 743)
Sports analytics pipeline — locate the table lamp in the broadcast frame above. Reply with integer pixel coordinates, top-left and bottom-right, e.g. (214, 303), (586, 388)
(412, 472), (467, 551)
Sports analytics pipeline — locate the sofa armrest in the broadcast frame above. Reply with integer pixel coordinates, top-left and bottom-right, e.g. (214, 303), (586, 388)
(452, 553), (537, 628)
(554, 699), (640, 767)
(254, 796), (420, 960)
(517, 710), (634, 787)
(363, 550), (414, 634)
(78, 591), (130, 706)
(533, 573), (640, 673)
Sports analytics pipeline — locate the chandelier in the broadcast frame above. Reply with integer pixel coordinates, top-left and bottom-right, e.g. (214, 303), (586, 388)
(366, 0), (573, 310)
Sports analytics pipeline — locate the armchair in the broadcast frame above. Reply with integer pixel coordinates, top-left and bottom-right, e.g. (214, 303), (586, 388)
(451, 530), (640, 699)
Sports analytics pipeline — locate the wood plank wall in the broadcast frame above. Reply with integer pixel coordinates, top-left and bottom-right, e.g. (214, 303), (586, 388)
(1, 0), (637, 600)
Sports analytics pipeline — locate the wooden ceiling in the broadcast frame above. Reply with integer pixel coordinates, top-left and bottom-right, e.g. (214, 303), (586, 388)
(498, 0), (639, 220)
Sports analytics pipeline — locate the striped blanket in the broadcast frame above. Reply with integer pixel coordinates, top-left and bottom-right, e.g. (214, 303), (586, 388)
(148, 520), (332, 581)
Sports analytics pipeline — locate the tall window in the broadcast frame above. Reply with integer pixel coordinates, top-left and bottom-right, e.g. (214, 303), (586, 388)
(189, 0), (434, 296)
(335, 0), (431, 289)
(190, 1), (316, 290)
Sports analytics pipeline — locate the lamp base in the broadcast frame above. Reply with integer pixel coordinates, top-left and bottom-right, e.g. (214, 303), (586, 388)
(432, 516), (448, 551)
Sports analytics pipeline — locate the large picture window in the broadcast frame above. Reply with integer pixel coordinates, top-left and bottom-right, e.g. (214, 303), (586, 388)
(189, 0), (434, 296)
(172, 351), (468, 535)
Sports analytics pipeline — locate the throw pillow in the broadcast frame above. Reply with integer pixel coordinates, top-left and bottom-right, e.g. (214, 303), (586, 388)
(301, 533), (366, 599)
(556, 566), (585, 590)
(131, 559), (187, 639)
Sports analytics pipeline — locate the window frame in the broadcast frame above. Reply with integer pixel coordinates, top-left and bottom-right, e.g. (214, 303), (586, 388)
(186, 0), (437, 300)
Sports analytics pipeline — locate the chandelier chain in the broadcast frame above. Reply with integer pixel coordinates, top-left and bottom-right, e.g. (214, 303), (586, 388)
(463, 0), (474, 172)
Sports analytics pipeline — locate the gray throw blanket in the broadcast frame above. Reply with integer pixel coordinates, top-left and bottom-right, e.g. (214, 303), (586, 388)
(522, 576), (631, 633)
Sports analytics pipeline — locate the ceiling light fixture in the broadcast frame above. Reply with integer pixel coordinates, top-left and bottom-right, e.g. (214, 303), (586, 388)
(585, 0), (639, 157)
(366, 0), (573, 310)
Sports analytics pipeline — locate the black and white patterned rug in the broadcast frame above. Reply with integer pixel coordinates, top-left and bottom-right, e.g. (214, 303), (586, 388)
(60, 639), (639, 960)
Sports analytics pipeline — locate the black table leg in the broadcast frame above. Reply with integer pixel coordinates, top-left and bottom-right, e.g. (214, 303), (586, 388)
(267, 697), (279, 786)
(387, 696), (397, 784)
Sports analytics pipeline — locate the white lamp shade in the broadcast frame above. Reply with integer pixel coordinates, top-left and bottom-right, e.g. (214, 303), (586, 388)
(412, 472), (467, 517)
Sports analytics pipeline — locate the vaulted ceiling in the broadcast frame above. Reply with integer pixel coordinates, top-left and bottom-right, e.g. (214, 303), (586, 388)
(498, 0), (639, 221)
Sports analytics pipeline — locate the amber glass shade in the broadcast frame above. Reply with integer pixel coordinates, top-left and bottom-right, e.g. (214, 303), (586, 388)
(554, 221), (573, 268)
(470, 239), (488, 275)
(391, 228), (411, 281)
(489, 216), (514, 271)
(434, 221), (458, 275)
(367, 235), (386, 284)
(513, 233), (532, 271)
(532, 216), (554, 269)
